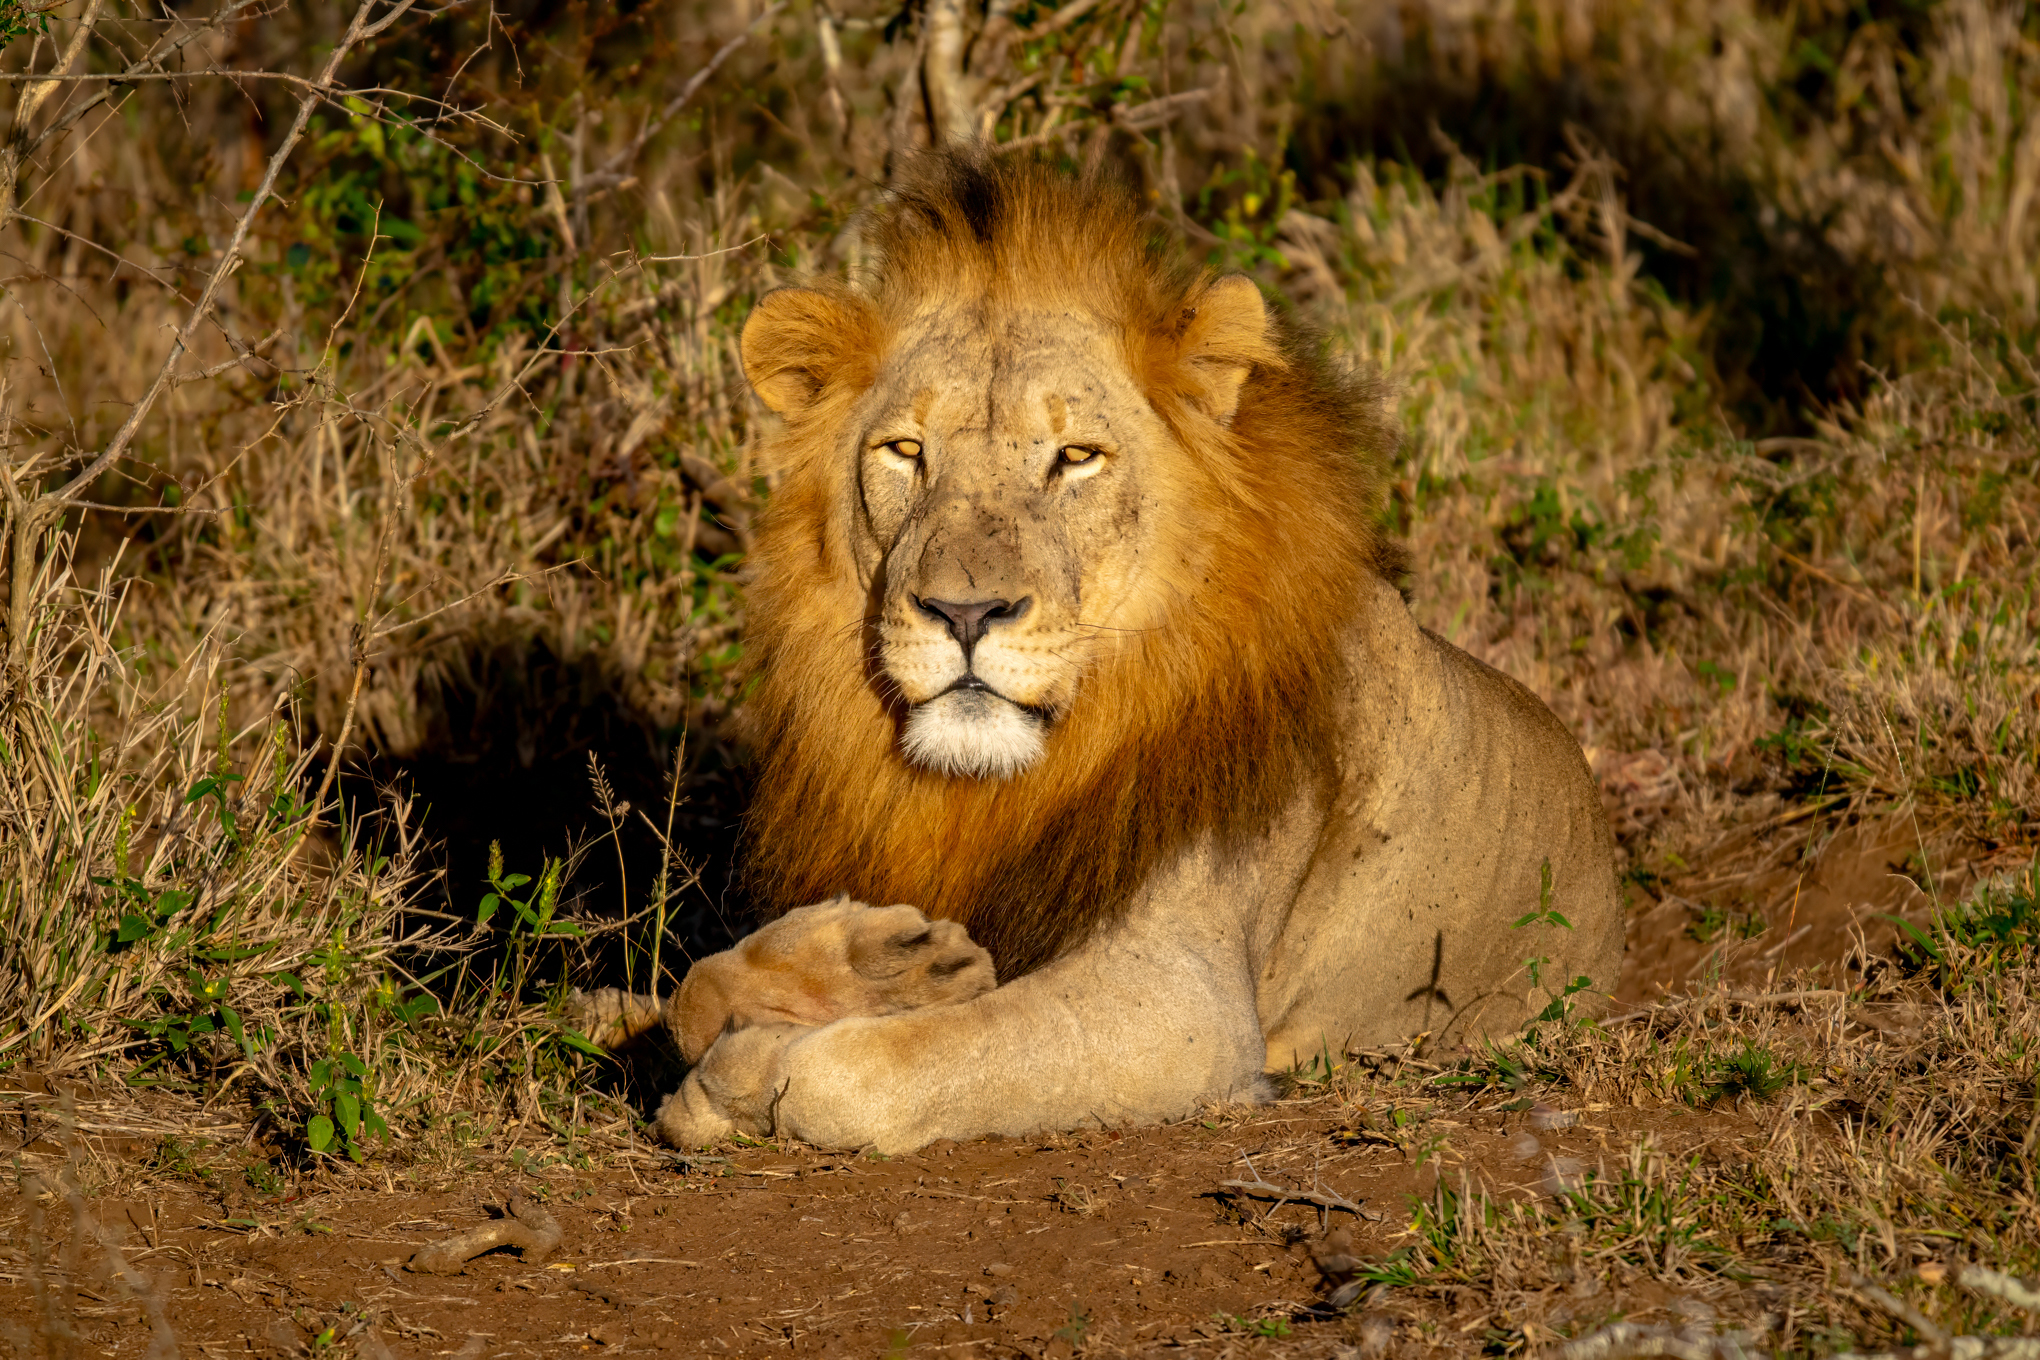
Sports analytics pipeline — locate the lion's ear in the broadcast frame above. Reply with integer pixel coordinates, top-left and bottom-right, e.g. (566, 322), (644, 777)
(1173, 275), (1279, 427)
(741, 286), (875, 415)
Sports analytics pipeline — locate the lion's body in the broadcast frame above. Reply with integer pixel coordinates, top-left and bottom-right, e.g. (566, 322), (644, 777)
(600, 152), (1622, 1153)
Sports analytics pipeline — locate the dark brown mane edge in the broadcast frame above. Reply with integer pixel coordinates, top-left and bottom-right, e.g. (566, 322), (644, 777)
(737, 147), (1397, 979)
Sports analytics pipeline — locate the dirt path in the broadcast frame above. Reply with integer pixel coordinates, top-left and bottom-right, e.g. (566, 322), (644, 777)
(1, 1089), (1767, 1358)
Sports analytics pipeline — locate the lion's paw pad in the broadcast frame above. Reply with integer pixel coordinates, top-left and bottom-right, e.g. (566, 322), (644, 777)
(845, 906), (996, 1009)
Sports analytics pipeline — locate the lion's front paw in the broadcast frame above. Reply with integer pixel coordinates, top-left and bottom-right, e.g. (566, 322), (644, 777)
(841, 903), (997, 1011)
(654, 1023), (807, 1147)
(673, 898), (994, 1061)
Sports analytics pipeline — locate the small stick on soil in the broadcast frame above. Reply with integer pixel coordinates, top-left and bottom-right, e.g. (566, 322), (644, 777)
(1218, 1176), (1382, 1220)
(407, 1192), (562, 1274)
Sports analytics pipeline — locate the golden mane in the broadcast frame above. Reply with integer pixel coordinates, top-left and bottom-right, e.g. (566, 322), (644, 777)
(737, 150), (1398, 979)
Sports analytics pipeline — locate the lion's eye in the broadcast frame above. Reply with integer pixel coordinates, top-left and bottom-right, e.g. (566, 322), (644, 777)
(1058, 445), (1102, 466)
(880, 438), (923, 461)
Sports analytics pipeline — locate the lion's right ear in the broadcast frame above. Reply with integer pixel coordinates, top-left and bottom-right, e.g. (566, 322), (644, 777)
(740, 286), (877, 415)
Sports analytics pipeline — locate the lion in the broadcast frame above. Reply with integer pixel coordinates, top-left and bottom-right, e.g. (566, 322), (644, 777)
(577, 149), (1623, 1153)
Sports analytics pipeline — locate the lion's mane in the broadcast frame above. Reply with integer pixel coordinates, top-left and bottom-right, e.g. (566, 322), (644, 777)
(738, 151), (1399, 979)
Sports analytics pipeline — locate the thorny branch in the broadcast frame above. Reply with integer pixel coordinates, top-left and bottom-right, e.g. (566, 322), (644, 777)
(0, 0), (271, 229)
(1221, 1153), (1383, 1221)
(1, 0), (418, 672)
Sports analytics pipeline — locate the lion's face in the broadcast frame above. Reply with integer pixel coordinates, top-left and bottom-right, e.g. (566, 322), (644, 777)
(744, 273), (1270, 782)
(850, 303), (1176, 779)
(736, 155), (1389, 975)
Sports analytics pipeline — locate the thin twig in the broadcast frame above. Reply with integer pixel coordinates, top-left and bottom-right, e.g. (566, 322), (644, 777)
(1850, 1271), (1951, 1348)
(1219, 1177), (1380, 1220)
(578, 3), (787, 196)
(14, 0), (269, 178)
(47, 0), (413, 510)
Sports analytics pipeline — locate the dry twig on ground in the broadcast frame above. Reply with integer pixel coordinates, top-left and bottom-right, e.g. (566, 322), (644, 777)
(407, 1191), (563, 1275)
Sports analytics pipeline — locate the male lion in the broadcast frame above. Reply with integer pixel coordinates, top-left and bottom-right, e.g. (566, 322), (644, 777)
(581, 150), (1623, 1153)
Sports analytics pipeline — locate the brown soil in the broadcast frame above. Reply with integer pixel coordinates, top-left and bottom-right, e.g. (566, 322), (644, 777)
(0, 1096), (1764, 1359)
(0, 813), (2007, 1358)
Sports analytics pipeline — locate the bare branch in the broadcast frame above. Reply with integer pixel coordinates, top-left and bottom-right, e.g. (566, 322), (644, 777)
(17, 0), (270, 172)
(49, 0), (403, 510)
(922, 0), (973, 145)
(1028, 0), (1106, 40)
(12, 0), (105, 130)
(578, 2), (787, 196)
(170, 328), (287, 385)
(407, 1192), (561, 1274)
(638, 233), (769, 264)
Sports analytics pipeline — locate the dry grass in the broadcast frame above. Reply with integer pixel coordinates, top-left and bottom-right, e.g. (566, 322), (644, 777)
(0, 0), (2034, 1349)
(1273, 859), (2040, 1355)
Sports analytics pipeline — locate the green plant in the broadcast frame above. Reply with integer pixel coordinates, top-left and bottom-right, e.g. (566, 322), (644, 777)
(303, 1049), (386, 1162)
(1686, 903), (1766, 944)
(0, 0), (51, 48)
(1512, 860), (1593, 1025)
(1216, 1312), (1294, 1339)
(1054, 1305), (1090, 1347)
(1889, 862), (2040, 992)
(1695, 1041), (1801, 1105)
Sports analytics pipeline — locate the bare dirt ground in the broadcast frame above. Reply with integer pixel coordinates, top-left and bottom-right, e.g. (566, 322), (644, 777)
(0, 814), (2006, 1359)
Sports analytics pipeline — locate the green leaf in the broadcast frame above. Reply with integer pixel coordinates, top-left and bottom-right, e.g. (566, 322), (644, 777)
(182, 773), (243, 804)
(336, 1092), (361, 1139)
(116, 915), (153, 943)
(558, 1029), (607, 1057)
(307, 1114), (335, 1152)
(339, 1052), (368, 1079)
(221, 1005), (247, 1052)
(1879, 913), (1942, 960)
(272, 970), (307, 998)
(476, 892), (500, 926)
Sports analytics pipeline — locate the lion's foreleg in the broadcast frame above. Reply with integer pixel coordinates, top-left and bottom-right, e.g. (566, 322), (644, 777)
(660, 924), (1266, 1154)
(567, 987), (666, 1051)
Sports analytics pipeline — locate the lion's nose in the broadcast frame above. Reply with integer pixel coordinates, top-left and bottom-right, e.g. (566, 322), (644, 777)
(914, 596), (1031, 661)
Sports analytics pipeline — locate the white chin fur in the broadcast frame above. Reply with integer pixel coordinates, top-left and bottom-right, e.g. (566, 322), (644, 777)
(900, 689), (1045, 779)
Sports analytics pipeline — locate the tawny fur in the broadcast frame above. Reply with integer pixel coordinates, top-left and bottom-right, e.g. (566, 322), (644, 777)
(572, 899), (994, 1064)
(617, 148), (1622, 1154)
(738, 153), (1399, 978)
